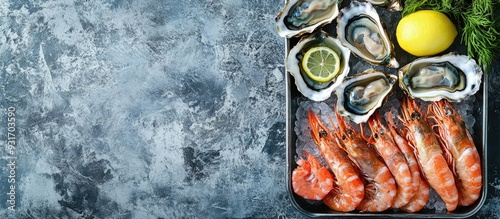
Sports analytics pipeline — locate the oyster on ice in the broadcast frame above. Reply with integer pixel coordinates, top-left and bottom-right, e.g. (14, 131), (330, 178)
(336, 69), (397, 123)
(337, 1), (399, 68)
(286, 31), (350, 101)
(365, 0), (402, 11)
(399, 53), (483, 102)
(276, 0), (342, 38)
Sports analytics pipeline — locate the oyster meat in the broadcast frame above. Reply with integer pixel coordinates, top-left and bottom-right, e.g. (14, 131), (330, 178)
(399, 53), (483, 102)
(337, 1), (398, 68)
(336, 69), (397, 123)
(365, 0), (402, 11)
(286, 31), (351, 101)
(276, 0), (341, 38)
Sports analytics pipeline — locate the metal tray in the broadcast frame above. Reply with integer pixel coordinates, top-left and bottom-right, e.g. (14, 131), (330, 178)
(284, 4), (488, 218)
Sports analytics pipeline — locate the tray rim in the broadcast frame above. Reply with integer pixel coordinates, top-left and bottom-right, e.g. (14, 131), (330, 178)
(284, 40), (489, 218)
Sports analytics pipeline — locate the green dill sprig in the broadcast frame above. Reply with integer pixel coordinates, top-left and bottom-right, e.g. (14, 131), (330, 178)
(461, 0), (500, 73)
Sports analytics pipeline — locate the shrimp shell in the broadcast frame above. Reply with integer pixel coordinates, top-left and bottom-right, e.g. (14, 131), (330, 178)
(402, 177), (430, 212)
(427, 100), (482, 206)
(367, 112), (415, 209)
(387, 111), (429, 212)
(308, 109), (364, 212)
(292, 151), (334, 200)
(334, 112), (396, 212)
(399, 97), (458, 211)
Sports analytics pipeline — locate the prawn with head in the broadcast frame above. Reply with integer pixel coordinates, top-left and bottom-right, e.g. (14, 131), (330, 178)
(333, 110), (396, 212)
(366, 111), (416, 209)
(307, 109), (364, 212)
(386, 111), (429, 213)
(427, 99), (482, 206)
(399, 97), (458, 211)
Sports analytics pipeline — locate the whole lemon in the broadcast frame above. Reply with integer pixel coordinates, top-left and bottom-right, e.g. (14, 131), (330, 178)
(396, 10), (457, 56)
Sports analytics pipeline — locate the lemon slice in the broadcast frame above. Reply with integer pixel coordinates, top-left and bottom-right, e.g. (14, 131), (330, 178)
(302, 46), (341, 83)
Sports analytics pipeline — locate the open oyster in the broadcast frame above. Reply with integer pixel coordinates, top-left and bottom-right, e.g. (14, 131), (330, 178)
(286, 31), (350, 101)
(276, 0), (342, 38)
(337, 1), (398, 68)
(365, 0), (402, 11)
(399, 53), (483, 102)
(336, 69), (397, 123)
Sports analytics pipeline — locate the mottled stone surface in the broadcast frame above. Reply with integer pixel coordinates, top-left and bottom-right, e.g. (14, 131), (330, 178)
(0, 0), (498, 218)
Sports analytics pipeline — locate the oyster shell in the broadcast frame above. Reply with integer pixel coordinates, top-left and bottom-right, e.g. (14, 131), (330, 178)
(399, 53), (483, 102)
(365, 0), (402, 11)
(286, 31), (351, 101)
(336, 69), (397, 123)
(337, 1), (399, 68)
(276, 0), (341, 38)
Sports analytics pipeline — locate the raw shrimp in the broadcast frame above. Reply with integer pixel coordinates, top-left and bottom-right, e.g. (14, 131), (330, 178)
(427, 99), (482, 206)
(399, 97), (458, 211)
(387, 111), (429, 212)
(292, 150), (334, 200)
(334, 112), (396, 212)
(367, 111), (415, 209)
(308, 109), (364, 212)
